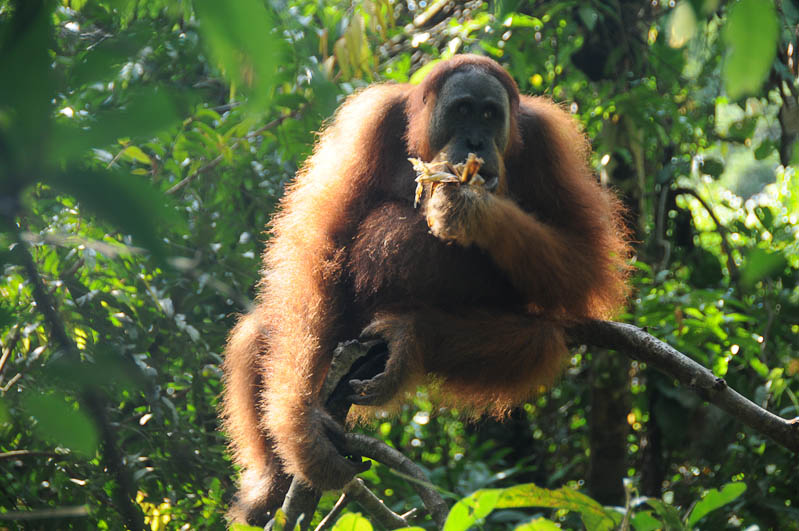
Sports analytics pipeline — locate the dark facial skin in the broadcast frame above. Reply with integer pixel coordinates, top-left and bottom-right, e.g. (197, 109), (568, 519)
(427, 69), (511, 182)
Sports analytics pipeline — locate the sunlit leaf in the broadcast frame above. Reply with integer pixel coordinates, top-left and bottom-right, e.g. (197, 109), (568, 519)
(686, 482), (747, 526)
(668, 2), (697, 48)
(723, 0), (778, 99)
(121, 145), (152, 165)
(630, 510), (663, 531)
(444, 489), (502, 531)
(495, 484), (618, 531)
(333, 512), (373, 531)
(513, 516), (561, 530)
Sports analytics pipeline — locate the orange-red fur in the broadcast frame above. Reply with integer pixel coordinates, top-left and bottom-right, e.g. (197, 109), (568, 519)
(220, 55), (629, 525)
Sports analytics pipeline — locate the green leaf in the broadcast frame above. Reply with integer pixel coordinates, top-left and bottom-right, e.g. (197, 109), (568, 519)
(513, 517), (561, 530)
(740, 248), (787, 288)
(0, 0), (56, 172)
(630, 510), (663, 531)
(267, 508), (288, 531)
(333, 513), (374, 531)
(686, 482), (747, 526)
(195, 0), (283, 111)
(121, 146), (152, 165)
(410, 60), (440, 85)
(444, 489), (502, 531)
(503, 14), (543, 29)
(754, 139), (777, 160)
(495, 484), (618, 531)
(231, 523), (266, 531)
(723, 0), (778, 99)
(700, 157), (724, 178)
(645, 499), (683, 530)
(753, 206), (774, 229)
(44, 168), (181, 260)
(23, 391), (98, 456)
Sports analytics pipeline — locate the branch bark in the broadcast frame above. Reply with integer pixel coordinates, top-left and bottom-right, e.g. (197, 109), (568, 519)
(567, 320), (799, 452)
(272, 319), (799, 529)
(267, 340), (447, 530)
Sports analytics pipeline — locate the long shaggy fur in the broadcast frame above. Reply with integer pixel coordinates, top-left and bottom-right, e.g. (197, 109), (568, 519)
(220, 55), (630, 525)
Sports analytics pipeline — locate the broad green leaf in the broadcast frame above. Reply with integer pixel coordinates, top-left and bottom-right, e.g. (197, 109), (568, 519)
(444, 489), (502, 531)
(754, 139), (777, 160)
(268, 508), (288, 531)
(630, 510), (663, 531)
(0, 0), (56, 176)
(333, 512), (373, 531)
(740, 248), (787, 288)
(686, 482), (747, 526)
(723, 0), (778, 99)
(194, 0), (283, 111)
(646, 499), (683, 530)
(45, 168), (181, 260)
(514, 516), (561, 531)
(23, 391), (98, 456)
(495, 484), (618, 531)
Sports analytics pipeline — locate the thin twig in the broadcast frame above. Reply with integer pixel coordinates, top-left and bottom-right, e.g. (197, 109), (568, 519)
(0, 326), (20, 378)
(343, 478), (409, 529)
(673, 187), (739, 281)
(0, 450), (61, 460)
(313, 492), (349, 531)
(166, 108), (304, 195)
(1, 372), (22, 392)
(345, 433), (449, 528)
(0, 505), (89, 520)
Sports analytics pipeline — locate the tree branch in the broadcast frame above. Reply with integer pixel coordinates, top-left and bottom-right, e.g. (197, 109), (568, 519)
(673, 187), (739, 281)
(11, 230), (145, 531)
(267, 340), (447, 530)
(343, 478), (410, 528)
(345, 433), (449, 528)
(166, 108), (304, 195)
(271, 318), (799, 529)
(567, 320), (799, 452)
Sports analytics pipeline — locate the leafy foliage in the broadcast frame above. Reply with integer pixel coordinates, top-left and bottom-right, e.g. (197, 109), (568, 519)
(0, 0), (797, 529)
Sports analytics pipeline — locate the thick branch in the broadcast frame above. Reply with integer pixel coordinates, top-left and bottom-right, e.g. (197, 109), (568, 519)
(567, 320), (799, 452)
(12, 231), (145, 531)
(268, 341), (447, 530)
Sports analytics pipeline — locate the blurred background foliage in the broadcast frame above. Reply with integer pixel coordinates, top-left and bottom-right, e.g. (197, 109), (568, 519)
(0, 0), (797, 529)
